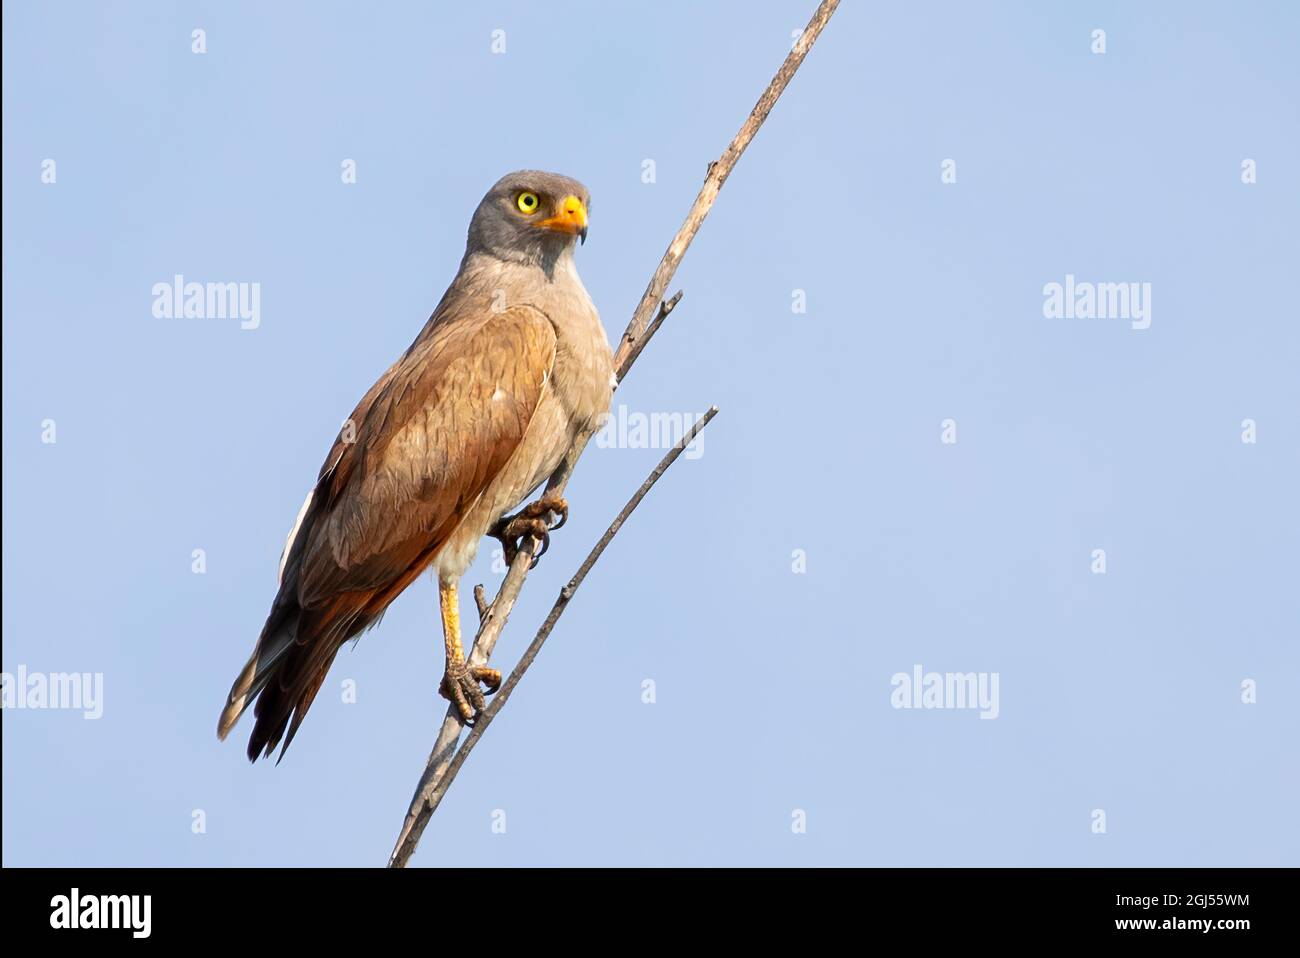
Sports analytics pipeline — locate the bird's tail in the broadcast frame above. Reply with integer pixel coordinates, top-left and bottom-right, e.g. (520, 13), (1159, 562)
(217, 607), (298, 745)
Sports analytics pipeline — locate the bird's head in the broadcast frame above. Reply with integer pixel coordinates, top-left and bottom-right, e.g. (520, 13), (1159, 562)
(466, 170), (591, 269)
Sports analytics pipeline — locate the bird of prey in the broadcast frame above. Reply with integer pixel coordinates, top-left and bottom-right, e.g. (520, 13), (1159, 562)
(217, 171), (613, 761)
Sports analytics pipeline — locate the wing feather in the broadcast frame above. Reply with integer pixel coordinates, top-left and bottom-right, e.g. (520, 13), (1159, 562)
(298, 305), (555, 604)
(219, 302), (557, 759)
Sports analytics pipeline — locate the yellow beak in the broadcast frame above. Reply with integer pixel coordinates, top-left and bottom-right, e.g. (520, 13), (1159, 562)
(538, 195), (589, 243)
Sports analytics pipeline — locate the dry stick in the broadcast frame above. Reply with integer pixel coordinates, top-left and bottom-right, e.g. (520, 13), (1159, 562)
(390, 408), (718, 866)
(614, 0), (841, 373)
(388, 0), (841, 866)
(385, 300), (677, 866)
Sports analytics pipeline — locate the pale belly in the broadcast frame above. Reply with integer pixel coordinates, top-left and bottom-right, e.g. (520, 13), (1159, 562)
(432, 286), (613, 584)
(432, 385), (590, 583)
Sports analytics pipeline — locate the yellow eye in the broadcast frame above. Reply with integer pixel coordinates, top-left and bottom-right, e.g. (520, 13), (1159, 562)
(516, 191), (540, 214)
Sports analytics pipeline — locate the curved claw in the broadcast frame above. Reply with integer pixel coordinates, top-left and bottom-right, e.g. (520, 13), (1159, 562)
(440, 663), (502, 726)
(492, 497), (565, 570)
(529, 529), (551, 568)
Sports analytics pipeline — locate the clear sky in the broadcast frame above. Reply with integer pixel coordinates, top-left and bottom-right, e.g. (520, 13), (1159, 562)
(3, 1), (1297, 867)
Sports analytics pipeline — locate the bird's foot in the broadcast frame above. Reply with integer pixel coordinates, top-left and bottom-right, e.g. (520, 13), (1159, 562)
(439, 658), (501, 726)
(491, 495), (568, 569)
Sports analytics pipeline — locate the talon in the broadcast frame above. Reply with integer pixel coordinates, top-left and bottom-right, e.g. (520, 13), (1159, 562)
(439, 659), (499, 725)
(491, 498), (566, 569)
(546, 496), (572, 527)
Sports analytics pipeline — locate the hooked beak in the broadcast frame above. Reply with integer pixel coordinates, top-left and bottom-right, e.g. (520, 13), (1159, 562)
(538, 194), (588, 244)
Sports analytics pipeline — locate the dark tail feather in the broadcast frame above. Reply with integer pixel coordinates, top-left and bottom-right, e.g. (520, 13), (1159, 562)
(216, 604), (299, 748)
(253, 647), (335, 764)
(242, 607), (348, 762)
(222, 484), (352, 762)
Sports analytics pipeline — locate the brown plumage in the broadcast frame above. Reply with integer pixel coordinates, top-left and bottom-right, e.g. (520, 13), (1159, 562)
(218, 171), (613, 761)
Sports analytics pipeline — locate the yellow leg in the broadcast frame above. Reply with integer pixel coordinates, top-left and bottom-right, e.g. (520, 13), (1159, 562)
(437, 579), (501, 724)
(439, 580), (465, 666)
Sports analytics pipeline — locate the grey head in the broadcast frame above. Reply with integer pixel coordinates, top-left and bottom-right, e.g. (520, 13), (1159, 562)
(464, 170), (591, 276)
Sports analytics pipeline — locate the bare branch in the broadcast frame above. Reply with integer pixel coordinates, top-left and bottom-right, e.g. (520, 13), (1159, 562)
(389, 408), (718, 866)
(617, 290), (682, 381)
(387, 0), (841, 867)
(387, 264), (688, 870)
(472, 584), (488, 622)
(613, 0), (842, 374)
(387, 539), (537, 864)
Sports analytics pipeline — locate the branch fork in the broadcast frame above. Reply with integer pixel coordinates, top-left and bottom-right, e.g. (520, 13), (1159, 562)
(388, 0), (841, 867)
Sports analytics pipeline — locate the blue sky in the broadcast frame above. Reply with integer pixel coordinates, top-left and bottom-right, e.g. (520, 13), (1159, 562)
(3, 0), (1297, 866)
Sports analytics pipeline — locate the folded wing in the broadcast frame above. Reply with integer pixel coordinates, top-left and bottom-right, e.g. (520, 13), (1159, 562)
(218, 305), (557, 760)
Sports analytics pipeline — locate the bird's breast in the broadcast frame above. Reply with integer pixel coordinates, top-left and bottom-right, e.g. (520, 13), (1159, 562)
(433, 274), (612, 583)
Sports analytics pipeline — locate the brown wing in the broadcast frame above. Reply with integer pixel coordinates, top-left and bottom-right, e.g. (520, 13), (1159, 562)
(219, 304), (556, 760)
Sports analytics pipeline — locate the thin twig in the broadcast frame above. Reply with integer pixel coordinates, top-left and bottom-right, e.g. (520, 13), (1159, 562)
(388, 0), (841, 866)
(389, 408), (718, 866)
(385, 302), (681, 865)
(386, 287), (686, 868)
(616, 290), (682, 381)
(472, 584), (488, 622)
(613, 0), (841, 374)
